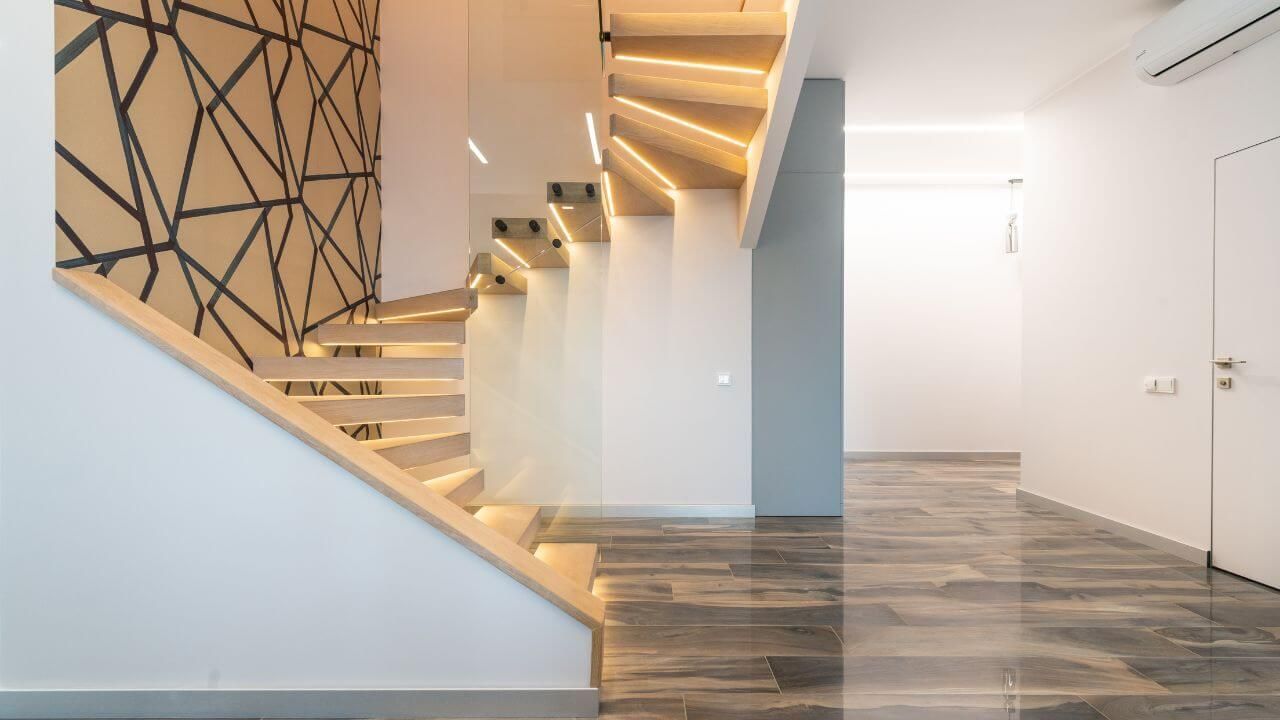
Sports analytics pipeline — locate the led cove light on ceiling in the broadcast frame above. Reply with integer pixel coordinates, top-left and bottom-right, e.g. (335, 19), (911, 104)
(585, 112), (602, 165)
(467, 138), (489, 164)
(614, 97), (748, 148)
(614, 54), (767, 76)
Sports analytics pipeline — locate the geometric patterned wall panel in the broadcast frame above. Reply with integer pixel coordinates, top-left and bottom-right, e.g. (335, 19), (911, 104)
(54, 0), (381, 378)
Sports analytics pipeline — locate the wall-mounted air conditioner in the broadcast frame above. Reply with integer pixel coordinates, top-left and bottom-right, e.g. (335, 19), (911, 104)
(1132, 0), (1280, 85)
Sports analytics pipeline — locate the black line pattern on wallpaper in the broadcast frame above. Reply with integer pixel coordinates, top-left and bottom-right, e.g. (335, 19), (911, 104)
(55, 0), (384, 434)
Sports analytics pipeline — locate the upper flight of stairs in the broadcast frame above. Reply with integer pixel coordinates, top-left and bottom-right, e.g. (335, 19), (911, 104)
(601, 10), (788, 218)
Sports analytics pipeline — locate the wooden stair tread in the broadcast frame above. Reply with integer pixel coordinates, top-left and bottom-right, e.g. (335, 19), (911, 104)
(362, 431), (471, 469)
(547, 187), (605, 244)
(468, 253), (528, 295)
(609, 12), (787, 73)
(603, 149), (675, 216)
(610, 73), (766, 145)
(534, 543), (598, 592)
(315, 322), (465, 346)
(494, 237), (570, 269)
(374, 288), (478, 322)
(611, 115), (748, 190)
(253, 356), (464, 381)
(297, 394), (465, 426)
(420, 467), (485, 507)
(475, 505), (542, 549)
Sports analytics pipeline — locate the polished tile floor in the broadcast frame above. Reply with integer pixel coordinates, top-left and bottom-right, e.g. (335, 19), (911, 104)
(536, 459), (1280, 719)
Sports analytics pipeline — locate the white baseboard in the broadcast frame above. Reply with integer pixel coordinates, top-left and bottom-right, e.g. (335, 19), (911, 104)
(542, 504), (757, 519)
(0, 688), (598, 719)
(844, 451), (1021, 461)
(1016, 488), (1208, 565)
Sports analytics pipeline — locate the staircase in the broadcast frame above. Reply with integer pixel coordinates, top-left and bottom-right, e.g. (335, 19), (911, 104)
(241, 286), (599, 603)
(600, 9), (788, 224)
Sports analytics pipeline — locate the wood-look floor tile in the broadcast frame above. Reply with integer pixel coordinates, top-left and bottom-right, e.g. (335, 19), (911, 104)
(1179, 601), (1280, 629)
(1083, 694), (1280, 719)
(609, 534), (831, 550)
(684, 693), (1106, 720)
(598, 697), (687, 720)
(887, 597), (1215, 627)
(1154, 627), (1280, 657)
(593, 577), (676, 602)
(599, 548), (786, 564)
(1121, 657), (1280, 694)
(601, 655), (779, 697)
(605, 600), (901, 627)
(606, 625), (844, 657)
(767, 655), (1168, 695)
(837, 626), (1197, 658)
(595, 563), (734, 581)
(778, 548), (1019, 566)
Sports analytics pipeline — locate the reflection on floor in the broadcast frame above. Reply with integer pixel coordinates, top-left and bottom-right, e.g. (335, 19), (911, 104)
(534, 459), (1280, 719)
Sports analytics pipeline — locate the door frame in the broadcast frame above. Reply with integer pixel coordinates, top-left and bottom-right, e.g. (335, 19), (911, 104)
(1209, 132), (1280, 573)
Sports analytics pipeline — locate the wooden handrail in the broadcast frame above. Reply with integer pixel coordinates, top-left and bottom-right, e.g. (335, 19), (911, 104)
(52, 268), (605, 629)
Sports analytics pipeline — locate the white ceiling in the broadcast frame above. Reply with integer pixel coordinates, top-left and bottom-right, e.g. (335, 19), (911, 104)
(808, 0), (1179, 123)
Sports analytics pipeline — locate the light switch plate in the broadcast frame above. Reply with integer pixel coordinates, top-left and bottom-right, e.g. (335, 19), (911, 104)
(716, 372), (732, 386)
(1144, 376), (1177, 394)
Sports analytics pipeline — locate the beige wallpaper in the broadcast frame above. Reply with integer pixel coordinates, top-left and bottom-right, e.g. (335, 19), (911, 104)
(55, 0), (382, 388)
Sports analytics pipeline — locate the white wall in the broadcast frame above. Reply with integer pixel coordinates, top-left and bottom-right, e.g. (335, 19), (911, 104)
(602, 191), (754, 510)
(1022, 36), (1280, 552)
(845, 185), (1022, 453)
(1, 3), (591, 694)
(380, 0), (470, 299)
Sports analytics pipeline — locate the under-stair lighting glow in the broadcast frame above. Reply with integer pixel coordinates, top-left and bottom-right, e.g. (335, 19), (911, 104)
(586, 112), (602, 165)
(467, 138), (489, 164)
(613, 137), (676, 191)
(379, 307), (469, 321)
(561, 205), (574, 210)
(615, 54), (767, 76)
(548, 203), (574, 243)
(844, 124), (1024, 134)
(469, 274), (482, 289)
(602, 172), (616, 217)
(614, 96), (748, 148)
(494, 238), (530, 268)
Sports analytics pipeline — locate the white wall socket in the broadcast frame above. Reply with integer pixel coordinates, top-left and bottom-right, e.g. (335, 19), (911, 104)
(716, 372), (732, 386)
(1143, 376), (1176, 394)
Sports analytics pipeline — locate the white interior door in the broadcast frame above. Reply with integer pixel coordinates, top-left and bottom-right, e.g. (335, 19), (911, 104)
(1212, 136), (1280, 589)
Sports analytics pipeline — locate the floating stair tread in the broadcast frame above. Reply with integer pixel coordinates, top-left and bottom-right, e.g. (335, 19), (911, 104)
(297, 394), (465, 426)
(610, 74), (767, 144)
(495, 237), (570, 269)
(253, 357), (464, 381)
(534, 543), (598, 592)
(603, 149), (675, 216)
(475, 505), (542, 549)
(362, 431), (471, 470)
(611, 113), (748, 175)
(374, 288), (478, 322)
(315, 322), (465, 346)
(469, 253), (528, 295)
(612, 117), (748, 190)
(421, 467), (485, 507)
(609, 12), (786, 73)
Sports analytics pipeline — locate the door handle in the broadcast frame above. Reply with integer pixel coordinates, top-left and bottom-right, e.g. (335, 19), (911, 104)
(1213, 357), (1248, 368)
